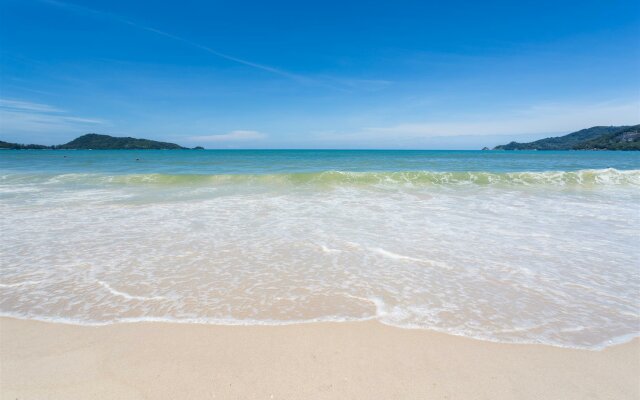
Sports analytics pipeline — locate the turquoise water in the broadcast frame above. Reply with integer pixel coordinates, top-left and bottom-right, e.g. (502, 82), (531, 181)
(1, 149), (639, 174)
(1, 150), (639, 349)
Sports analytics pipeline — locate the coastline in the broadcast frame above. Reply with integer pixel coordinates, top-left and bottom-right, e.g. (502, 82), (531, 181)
(2, 317), (638, 399)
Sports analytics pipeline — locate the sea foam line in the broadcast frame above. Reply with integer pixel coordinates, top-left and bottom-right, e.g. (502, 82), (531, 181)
(0, 310), (637, 351)
(369, 247), (452, 270)
(319, 244), (341, 254)
(97, 280), (165, 301)
(3, 168), (639, 187)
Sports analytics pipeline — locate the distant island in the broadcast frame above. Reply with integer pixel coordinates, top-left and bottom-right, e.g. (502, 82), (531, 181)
(493, 125), (640, 150)
(0, 133), (202, 150)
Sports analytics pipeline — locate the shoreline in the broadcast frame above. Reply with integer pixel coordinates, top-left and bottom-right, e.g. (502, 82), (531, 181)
(2, 313), (638, 351)
(2, 317), (638, 399)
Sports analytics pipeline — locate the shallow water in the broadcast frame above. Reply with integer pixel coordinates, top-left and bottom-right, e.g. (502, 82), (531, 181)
(1, 150), (639, 349)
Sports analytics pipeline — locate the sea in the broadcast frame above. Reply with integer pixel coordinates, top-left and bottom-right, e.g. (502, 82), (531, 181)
(1, 149), (639, 350)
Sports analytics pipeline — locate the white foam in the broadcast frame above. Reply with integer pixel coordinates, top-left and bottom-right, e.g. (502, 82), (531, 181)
(97, 280), (165, 301)
(369, 247), (452, 270)
(1, 170), (638, 350)
(320, 244), (341, 254)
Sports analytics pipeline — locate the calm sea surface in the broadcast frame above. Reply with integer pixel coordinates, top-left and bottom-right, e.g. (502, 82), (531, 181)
(1, 150), (639, 349)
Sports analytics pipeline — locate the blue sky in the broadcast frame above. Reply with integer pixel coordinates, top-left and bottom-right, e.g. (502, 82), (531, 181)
(1, 0), (639, 149)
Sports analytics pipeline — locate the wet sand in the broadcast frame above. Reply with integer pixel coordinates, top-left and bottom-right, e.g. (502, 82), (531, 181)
(1, 317), (638, 399)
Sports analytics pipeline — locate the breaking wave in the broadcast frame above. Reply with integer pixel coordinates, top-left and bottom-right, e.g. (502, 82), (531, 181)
(2, 168), (639, 187)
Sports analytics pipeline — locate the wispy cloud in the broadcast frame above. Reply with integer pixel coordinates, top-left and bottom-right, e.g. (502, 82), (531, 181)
(40, 0), (311, 83)
(0, 98), (104, 134)
(38, 0), (390, 92)
(317, 99), (640, 144)
(0, 98), (63, 113)
(190, 130), (266, 142)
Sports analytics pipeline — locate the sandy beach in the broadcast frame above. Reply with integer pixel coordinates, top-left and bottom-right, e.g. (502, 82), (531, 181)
(1, 317), (638, 399)
(3, 0), (640, 396)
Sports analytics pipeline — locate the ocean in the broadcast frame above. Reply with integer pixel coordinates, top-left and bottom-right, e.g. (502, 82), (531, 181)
(1, 149), (639, 349)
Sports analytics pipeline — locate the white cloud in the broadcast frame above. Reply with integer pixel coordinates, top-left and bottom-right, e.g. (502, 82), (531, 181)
(40, 0), (312, 84)
(40, 1), (378, 92)
(319, 98), (640, 143)
(0, 98), (105, 134)
(189, 130), (266, 142)
(0, 98), (64, 113)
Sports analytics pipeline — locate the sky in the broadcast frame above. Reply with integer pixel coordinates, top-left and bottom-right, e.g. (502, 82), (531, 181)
(0, 0), (639, 149)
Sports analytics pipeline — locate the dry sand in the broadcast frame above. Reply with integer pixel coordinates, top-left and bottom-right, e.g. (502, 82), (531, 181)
(1, 317), (638, 399)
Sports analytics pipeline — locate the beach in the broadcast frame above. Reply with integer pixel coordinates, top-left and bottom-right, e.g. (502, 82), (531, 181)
(1, 150), (639, 398)
(3, 0), (640, 395)
(1, 317), (638, 399)
(2, 152), (639, 350)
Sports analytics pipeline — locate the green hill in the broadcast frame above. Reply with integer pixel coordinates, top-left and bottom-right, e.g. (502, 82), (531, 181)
(1, 134), (190, 150)
(57, 133), (186, 149)
(493, 126), (636, 150)
(573, 126), (640, 150)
